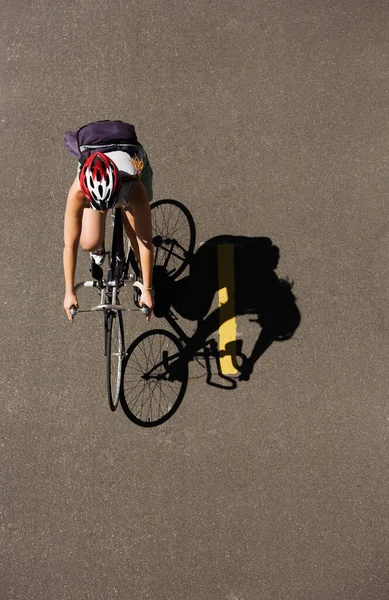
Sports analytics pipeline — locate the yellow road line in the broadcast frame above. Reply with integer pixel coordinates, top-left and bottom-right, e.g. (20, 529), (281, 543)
(218, 244), (238, 375)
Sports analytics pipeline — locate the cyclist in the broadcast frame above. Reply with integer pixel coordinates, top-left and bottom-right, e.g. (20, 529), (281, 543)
(63, 149), (154, 321)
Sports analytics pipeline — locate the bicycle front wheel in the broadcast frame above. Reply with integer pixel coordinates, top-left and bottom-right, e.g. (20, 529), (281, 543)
(121, 329), (188, 426)
(106, 311), (125, 411)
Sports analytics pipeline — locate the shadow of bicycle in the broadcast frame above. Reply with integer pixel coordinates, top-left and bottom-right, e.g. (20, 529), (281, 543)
(120, 202), (301, 427)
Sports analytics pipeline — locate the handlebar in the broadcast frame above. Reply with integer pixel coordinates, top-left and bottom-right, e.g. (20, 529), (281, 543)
(69, 304), (149, 318)
(69, 277), (151, 320)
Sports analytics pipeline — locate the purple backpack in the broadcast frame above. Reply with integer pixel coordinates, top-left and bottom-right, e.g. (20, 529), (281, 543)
(64, 120), (139, 159)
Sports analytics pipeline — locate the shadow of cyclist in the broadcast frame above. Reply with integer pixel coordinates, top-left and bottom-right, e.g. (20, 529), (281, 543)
(153, 234), (301, 383)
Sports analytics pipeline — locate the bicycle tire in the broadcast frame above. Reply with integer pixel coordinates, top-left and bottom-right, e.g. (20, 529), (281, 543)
(150, 199), (196, 279)
(121, 329), (188, 426)
(106, 310), (125, 411)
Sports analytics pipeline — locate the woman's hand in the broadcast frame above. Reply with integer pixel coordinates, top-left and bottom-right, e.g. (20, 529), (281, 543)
(64, 292), (78, 322)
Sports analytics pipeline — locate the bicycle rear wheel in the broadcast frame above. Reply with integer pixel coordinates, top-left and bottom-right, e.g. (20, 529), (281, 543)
(106, 311), (125, 411)
(121, 329), (188, 426)
(150, 199), (196, 279)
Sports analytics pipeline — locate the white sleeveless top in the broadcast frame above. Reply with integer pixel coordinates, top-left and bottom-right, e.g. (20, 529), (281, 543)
(105, 150), (139, 177)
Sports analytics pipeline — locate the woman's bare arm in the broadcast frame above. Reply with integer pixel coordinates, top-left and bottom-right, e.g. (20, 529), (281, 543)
(129, 180), (154, 318)
(63, 176), (85, 319)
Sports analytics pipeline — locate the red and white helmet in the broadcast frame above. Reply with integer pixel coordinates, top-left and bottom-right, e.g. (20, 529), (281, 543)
(79, 152), (120, 210)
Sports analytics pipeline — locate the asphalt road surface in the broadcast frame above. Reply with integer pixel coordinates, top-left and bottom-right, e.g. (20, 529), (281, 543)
(2, 1), (388, 599)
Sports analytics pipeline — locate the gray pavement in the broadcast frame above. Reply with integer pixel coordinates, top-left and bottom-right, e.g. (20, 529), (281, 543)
(1, 1), (389, 599)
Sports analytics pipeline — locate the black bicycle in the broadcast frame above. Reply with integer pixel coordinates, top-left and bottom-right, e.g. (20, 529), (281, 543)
(71, 207), (147, 411)
(71, 199), (196, 415)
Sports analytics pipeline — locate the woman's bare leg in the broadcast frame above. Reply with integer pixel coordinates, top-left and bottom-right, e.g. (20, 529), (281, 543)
(79, 210), (107, 251)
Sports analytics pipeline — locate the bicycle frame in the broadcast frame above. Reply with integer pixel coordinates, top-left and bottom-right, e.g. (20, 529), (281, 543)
(71, 207), (147, 352)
